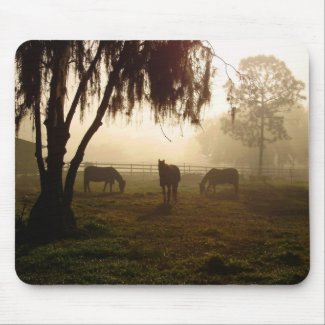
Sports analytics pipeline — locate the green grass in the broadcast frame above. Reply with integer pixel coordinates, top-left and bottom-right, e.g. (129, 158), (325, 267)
(15, 173), (309, 284)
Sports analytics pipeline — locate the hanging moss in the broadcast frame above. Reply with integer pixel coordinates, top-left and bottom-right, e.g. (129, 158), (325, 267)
(16, 40), (214, 132)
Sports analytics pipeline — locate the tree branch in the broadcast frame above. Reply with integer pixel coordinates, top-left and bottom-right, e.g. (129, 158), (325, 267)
(158, 117), (172, 142)
(40, 59), (51, 69)
(63, 43), (129, 205)
(64, 41), (104, 130)
(203, 40), (245, 81)
(34, 101), (46, 187)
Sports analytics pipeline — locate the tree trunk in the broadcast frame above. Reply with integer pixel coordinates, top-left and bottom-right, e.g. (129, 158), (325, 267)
(28, 43), (74, 239)
(27, 42), (129, 240)
(28, 125), (75, 239)
(28, 168), (75, 240)
(64, 46), (128, 207)
(258, 138), (264, 176)
(258, 97), (265, 177)
(34, 100), (46, 191)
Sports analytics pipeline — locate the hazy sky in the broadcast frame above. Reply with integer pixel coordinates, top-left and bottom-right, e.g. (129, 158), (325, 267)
(18, 40), (309, 164)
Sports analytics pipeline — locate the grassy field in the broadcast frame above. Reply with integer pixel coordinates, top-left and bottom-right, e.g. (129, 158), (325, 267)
(16, 172), (309, 285)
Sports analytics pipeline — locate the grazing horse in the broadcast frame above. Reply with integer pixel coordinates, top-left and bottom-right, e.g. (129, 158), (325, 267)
(84, 166), (126, 193)
(199, 168), (239, 195)
(158, 159), (181, 204)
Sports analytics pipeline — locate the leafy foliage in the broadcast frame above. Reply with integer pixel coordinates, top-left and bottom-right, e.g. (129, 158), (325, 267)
(15, 40), (215, 233)
(223, 55), (305, 147)
(197, 106), (308, 167)
(15, 41), (214, 132)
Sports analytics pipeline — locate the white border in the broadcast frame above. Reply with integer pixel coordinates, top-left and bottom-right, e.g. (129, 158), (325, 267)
(0, 0), (324, 324)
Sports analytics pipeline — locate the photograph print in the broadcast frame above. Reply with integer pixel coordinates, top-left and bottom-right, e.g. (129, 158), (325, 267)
(15, 40), (309, 284)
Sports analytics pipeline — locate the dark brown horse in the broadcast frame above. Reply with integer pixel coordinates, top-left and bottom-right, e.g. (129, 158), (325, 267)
(158, 159), (181, 204)
(84, 166), (126, 193)
(199, 168), (239, 195)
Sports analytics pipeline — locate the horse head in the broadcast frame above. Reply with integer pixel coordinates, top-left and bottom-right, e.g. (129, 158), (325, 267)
(119, 179), (126, 193)
(158, 159), (166, 174)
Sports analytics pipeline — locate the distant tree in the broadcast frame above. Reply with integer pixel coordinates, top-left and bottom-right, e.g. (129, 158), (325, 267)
(15, 41), (214, 237)
(267, 106), (308, 167)
(197, 106), (308, 168)
(222, 55), (305, 175)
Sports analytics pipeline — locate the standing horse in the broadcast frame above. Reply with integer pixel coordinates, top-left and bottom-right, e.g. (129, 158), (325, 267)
(199, 168), (239, 195)
(84, 166), (126, 193)
(158, 159), (181, 204)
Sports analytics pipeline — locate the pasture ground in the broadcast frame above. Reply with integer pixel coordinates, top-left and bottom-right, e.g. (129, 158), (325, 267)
(16, 173), (309, 284)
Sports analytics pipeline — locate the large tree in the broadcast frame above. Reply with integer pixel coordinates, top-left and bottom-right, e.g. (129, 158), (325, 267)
(197, 106), (308, 168)
(222, 55), (305, 175)
(15, 41), (214, 238)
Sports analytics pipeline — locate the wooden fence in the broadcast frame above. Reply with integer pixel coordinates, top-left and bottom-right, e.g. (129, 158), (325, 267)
(67, 162), (308, 183)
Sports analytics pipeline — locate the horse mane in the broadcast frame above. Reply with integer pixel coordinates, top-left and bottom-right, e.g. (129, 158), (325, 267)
(200, 173), (209, 187)
(158, 160), (181, 184)
(200, 168), (217, 187)
(112, 168), (125, 186)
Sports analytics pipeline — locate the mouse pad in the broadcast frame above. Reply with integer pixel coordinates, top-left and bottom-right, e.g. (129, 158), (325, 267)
(15, 40), (309, 284)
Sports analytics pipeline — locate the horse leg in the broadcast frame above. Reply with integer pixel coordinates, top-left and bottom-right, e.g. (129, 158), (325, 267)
(103, 182), (107, 192)
(162, 186), (166, 204)
(84, 179), (88, 192)
(110, 182), (113, 193)
(167, 185), (171, 204)
(172, 184), (178, 203)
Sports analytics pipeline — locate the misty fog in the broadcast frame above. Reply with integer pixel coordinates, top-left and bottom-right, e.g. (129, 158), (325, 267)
(16, 41), (308, 168)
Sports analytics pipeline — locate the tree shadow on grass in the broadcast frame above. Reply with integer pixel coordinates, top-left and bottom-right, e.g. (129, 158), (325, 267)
(241, 185), (309, 217)
(273, 252), (304, 267)
(137, 204), (173, 221)
(200, 254), (251, 276)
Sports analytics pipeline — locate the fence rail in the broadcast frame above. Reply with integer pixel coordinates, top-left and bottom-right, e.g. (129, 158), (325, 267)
(64, 161), (308, 183)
